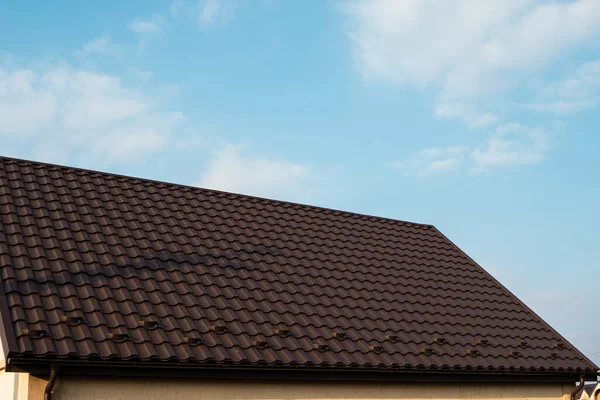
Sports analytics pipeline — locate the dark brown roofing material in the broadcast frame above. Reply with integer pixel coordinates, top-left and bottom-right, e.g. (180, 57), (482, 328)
(0, 156), (597, 378)
(577, 382), (599, 398)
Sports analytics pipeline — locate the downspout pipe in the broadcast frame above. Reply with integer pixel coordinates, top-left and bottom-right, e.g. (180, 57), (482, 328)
(44, 365), (59, 400)
(571, 375), (585, 400)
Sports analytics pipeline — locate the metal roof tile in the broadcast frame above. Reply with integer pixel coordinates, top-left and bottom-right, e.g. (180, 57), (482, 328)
(0, 156), (596, 375)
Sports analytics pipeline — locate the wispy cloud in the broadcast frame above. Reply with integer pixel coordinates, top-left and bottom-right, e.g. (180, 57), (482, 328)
(389, 123), (550, 177)
(434, 100), (499, 129)
(77, 36), (125, 60)
(197, 144), (316, 201)
(128, 15), (165, 34)
(342, 0), (600, 127)
(170, 0), (187, 17)
(470, 123), (550, 173)
(343, 0), (600, 95)
(170, 0), (237, 26)
(0, 63), (185, 165)
(198, 0), (237, 26)
(523, 60), (600, 114)
(388, 145), (467, 178)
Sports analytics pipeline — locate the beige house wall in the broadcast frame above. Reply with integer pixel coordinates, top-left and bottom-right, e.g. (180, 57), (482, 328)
(0, 338), (45, 400)
(36, 378), (575, 400)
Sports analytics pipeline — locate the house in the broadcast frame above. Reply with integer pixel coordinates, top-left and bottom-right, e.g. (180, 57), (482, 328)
(0, 156), (597, 400)
(578, 383), (600, 399)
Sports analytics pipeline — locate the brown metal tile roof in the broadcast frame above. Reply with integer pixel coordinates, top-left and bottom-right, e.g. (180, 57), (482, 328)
(0, 156), (596, 376)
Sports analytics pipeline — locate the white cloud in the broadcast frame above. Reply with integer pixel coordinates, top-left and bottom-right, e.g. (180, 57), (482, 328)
(197, 144), (315, 200)
(0, 64), (185, 165)
(170, 0), (187, 16)
(128, 15), (164, 34)
(127, 67), (153, 83)
(198, 0), (237, 26)
(390, 123), (550, 176)
(470, 123), (549, 173)
(170, 0), (237, 27)
(342, 0), (600, 125)
(389, 145), (467, 178)
(78, 36), (125, 59)
(344, 0), (600, 94)
(523, 60), (600, 114)
(434, 100), (499, 129)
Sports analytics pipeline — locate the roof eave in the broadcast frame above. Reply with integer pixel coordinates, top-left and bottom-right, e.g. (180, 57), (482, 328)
(8, 357), (597, 383)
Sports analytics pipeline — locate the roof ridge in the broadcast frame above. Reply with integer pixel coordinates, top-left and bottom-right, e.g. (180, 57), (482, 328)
(0, 155), (432, 230)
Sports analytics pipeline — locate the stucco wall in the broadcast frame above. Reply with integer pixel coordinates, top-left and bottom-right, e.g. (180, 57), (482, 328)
(0, 337), (43, 400)
(0, 337), (17, 400)
(0, 368), (39, 400)
(44, 378), (574, 400)
(0, 368), (18, 400)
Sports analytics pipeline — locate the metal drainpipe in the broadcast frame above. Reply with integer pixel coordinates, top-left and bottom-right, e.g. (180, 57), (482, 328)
(44, 365), (59, 400)
(571, 376), (585, 400)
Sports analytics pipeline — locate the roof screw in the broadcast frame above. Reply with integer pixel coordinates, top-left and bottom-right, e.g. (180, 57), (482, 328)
(138, 320), (159, 330)
(209, 325), (227, 334)
(314, 344), (329, 352)
(274, 328), (290, 337)
(183, 337), (203, 346)
(369, 345), (384, 354)
(60, 316), (84, 326)
(422, 347), (434, 356)
(107, 333), (130, 342)
(434, 337), (446, 345)
(23, 329), (48, 339)
(555, 343), (566, 350)
(385, 335), (399, 343)
(519, 341), (528, 348)
(252, 340), (269, 349)
(511, 351), (521, 357)
(477, 339), (489, 346)
(332, 332), (346, 340)
(468, 349), (479, 356)
(549, 352), (558, 359)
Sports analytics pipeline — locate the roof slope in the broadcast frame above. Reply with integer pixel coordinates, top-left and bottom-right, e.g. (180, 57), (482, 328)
(0, 156), (596, 376)
(580, 382), (599, 397)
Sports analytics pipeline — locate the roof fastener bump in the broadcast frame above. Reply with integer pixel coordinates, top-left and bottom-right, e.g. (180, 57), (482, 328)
(477, 339), (489, 346)
(60, 316), (84, 326)
(252, 340), (269, 349)
(369, 345), (384, 354)
(467, 349), (479, 356)
(385, 335), (399, 342)
(433, 337), (446, 345)
(510, 351), (521, 357)
(421, 347), (434, 356)
(107, 333), (130, 342)
(549, 352), (558, 359)
(23, 329), (48, 339)
(331, 332), (346, 340)
(314, 344), (329, 352)
(274, 328), (290, 337)
(519, 341), (528, 348)
(138, 320), (160, 330)
(183, 337), (203, 346)
(209, 324), (227, 334)
(554, 343), (566, 349)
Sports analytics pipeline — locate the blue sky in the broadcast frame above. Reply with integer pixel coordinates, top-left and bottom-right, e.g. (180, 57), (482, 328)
(1, 0), (599, 364)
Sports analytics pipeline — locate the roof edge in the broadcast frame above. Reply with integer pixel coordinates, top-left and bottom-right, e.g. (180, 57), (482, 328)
(431, 226), (599, 371)
(0, 155), (432, 230)
(0, 263), (18, 359)
(11, 358), (597, 383)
